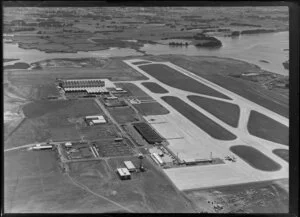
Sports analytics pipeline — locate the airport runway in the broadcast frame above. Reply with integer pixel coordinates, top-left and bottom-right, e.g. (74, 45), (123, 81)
(122, 59), (289, 190)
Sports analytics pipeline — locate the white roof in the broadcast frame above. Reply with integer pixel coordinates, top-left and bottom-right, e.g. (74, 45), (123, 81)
(152, 153), (164, 164)
(64, 79), (104, 82)
(86, 115), (104, 119)
(116, 87), (123, 91)
(117, 168), (130, 176)
(65, 142), (72, 146)
(33, 145), (52, 149)
(124, 161), (136, 169)
(92, 119), (106, 123)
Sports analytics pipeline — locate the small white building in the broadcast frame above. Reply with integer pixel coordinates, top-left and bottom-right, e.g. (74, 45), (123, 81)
(151, 153), (165, 166)
(65, 142), (72, 147)
(32, 145), (53, 150)
(115, 87), (123, 91)
(124, 161), (136, 172)
(91, 119), (106, 124)
(117, 168), (131, 180)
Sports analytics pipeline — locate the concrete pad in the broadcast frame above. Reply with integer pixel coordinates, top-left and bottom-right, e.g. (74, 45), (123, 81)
(164, 164), (254, 190)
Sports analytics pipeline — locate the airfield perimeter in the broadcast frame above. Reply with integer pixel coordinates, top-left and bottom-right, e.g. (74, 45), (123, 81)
(4, 55), (289, 213)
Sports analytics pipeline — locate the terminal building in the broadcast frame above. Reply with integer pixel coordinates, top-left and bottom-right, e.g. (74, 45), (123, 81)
(60, 79), (111, 94)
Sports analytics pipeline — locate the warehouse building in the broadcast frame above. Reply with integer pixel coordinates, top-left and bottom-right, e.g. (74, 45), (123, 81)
(117, 168), (131, 180)
(133, 122), (163, 144)
(32, 144), (53, 150)
(61, 79), (105, 88)
(124, 161), (136, 172)
(85, 115), (107, 125)
(60, 79), (112, 94)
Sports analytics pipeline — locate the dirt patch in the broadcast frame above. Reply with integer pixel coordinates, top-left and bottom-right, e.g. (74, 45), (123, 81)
(184, 179), (289, 213)
(139, 63), (231, 100)
(162, 96), (237, 140)
(141, 82), (169, 94)
(272, 149), (289, 162)
(230, 145), (281, 171)
(248, 110), (288, 146)
(188, 95), (240, 128)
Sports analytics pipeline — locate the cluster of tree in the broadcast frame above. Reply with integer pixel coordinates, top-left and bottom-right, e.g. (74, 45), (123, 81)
(168, 42), (189, 46)
(94, 29), (124, 33)
(39, 35), (50, 39)
(181, 15), (203, 18)
(62, 28), (84, 33)
(194, 34), (222, 48)
(186, 25), (218, 30)
(37, 19), (69, 27)
(231, 31), (240, 36)
(5, 27), (36, 32)
(202, 29), (216, 34)
(194, 40), (222, 48)
(230, 22), (262, 27)
(282, 60), (289, 70)
(217, 28), (231, 32)
(270, 16), (288, 21)
(240, 29), (276, 34)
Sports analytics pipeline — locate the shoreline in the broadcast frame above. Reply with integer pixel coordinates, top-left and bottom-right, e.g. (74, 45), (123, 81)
(4, 53), (289, 81)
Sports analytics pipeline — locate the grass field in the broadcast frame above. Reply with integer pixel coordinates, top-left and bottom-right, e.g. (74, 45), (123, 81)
(4, 118), (52, 149)
(184, 179), (288, 213)
(66, 156), (198, 212)
(247, 111), (288, 146)
(115, 83), (153, 100)
(139, 64), (231, 100)
(4, 150), (133, 213)
(161, 96), (237, 140)
(5, 99), (110, 148)
(79, 125), (118, 140)
(272, 149), (289, 162)
(23, 100), (73, 118)
(187, 95), (240, 127)
(37, 84), (60, 99)
(141, 82), (169, 94)
(107, 107), (139, 124)
(143, 55), (288, 118)
(230, 145), (281, 171)
(133, 102), (170, 116)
